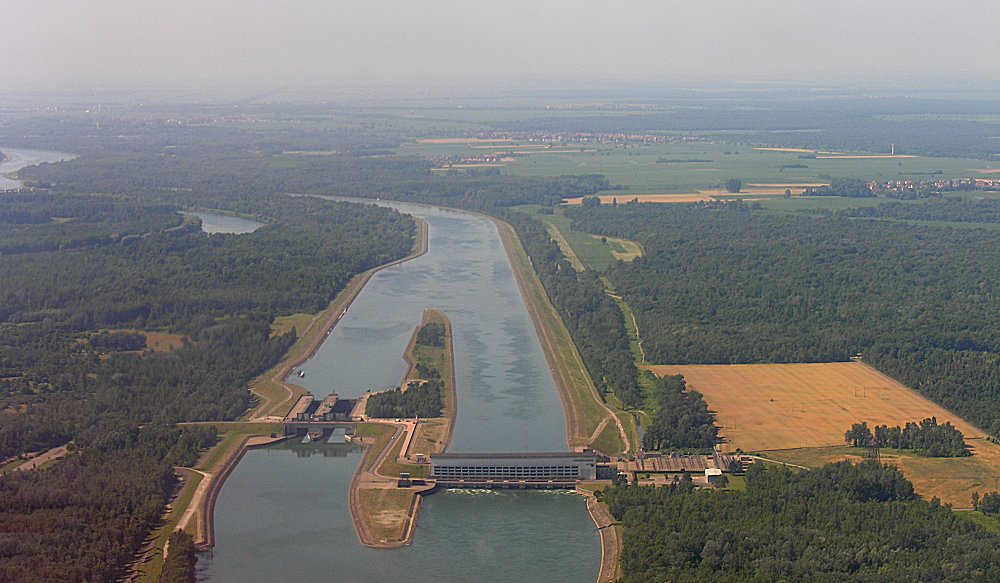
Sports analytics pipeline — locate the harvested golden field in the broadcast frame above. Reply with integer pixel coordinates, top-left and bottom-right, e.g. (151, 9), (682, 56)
(748, 182), (831, 188)
(415, 138), (511, 144)
(645, 362), (984, 452)
(815, 154), (917, 159)
(563, 194), (714, 205)
(563, 186), (820, 206)
(108, 329), (188, 352)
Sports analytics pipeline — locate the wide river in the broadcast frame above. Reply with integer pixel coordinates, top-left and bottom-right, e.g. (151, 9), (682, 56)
(198, 201), (601, 582)
(0, 147), (75, 190)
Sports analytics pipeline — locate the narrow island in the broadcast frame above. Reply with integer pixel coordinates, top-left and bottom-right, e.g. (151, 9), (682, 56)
(350, 308), (457, 547)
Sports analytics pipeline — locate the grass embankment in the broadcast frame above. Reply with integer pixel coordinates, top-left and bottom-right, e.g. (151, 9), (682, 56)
(131, 422), (284, 577)
(494, 216), (622, 453)
(133, 470), (204, 583)
(249, 217), (428, 420)
(357, 489), (416, 541)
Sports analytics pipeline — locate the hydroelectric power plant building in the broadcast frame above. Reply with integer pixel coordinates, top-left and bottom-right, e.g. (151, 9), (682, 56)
(430, 452), (599, 488)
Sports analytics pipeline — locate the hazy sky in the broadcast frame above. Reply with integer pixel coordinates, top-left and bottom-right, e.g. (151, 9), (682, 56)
(7, 1), (1000, 93)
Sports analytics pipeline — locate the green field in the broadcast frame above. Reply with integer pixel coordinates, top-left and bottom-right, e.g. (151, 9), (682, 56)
(405, 140), (997, 195)
(518, 205), (618, 271)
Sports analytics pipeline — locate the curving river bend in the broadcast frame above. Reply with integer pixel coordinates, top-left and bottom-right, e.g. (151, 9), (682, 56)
(198, 201), (601, 582)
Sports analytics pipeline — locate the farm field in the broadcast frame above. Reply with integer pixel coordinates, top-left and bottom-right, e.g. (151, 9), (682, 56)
(402, 139), (997, 194)
(516, 205), (636, 271)
(645, 362), (985, 452)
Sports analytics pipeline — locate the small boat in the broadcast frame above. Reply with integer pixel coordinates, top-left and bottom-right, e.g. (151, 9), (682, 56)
(298, 370), (305, 378)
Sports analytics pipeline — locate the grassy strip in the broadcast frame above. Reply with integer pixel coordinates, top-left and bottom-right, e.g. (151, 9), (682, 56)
(592, 422), (626, 458)
(526, 206), (616, 271)
(958, 510), (1000, 535)
(357, 489), (415, 542)
(135, 471), (204, 583)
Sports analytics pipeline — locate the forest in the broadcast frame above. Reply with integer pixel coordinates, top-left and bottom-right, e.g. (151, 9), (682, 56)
(836, 197), (1000, 223)
(568, 203), (1000, 436)
(602, 461), (1000, 582)
(0, 424), (214, 583)
(845, 418), (969, 457)
(0, 182), (414, 578)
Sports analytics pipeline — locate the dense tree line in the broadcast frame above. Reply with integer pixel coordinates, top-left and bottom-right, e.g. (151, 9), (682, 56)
(837, 197), (1000, 224)
(0, 423), (214, 583)
(160, 531), (197, 583)
(503, 210), (721, 449)
(845, 418), (969, 457)
(367, 321), (449, 418)
(976, 491), (1000, 515)
(568, 203), (1000, 436)
(366, 379), (444, 419)
(803, 178), (874, 197)
(642, 374), (718, 451)
(88, 330), (147, 352)
(602, 461), (1000, 582)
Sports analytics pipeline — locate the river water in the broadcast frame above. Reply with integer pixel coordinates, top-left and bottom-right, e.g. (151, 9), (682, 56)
(199, 202), (601, 582)
(0, 147), (75, 190)
(184, 211), (264, 234)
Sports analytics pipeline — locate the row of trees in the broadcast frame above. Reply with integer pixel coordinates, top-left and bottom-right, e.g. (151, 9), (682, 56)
(837, 198), (1000, 224)
(602, 461), (1000, 582)
(974, 491), (1000, 515)
(845, 418), (969, 457)
(365, 379), (444, 419)
(641, 374), (718, 451)
(803, 178), (874, 197)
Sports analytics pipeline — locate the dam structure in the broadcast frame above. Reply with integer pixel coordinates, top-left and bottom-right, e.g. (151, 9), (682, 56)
(430, 451), (599, 488)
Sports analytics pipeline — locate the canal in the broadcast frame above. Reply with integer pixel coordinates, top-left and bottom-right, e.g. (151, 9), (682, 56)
(198, 202), (601, 582)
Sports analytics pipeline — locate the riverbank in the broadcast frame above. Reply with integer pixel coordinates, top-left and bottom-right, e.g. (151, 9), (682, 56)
(194, 434), (290, 550)
(491, 215), (630, 455)
(249, 216), (429, 420)
(350, 309), (458, 548)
